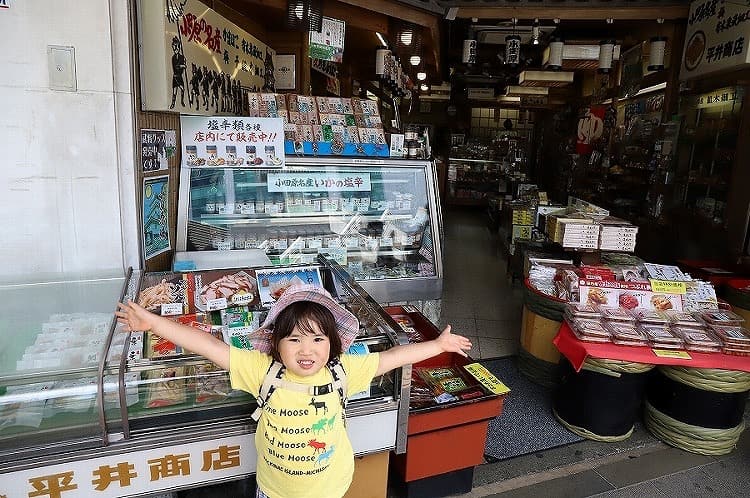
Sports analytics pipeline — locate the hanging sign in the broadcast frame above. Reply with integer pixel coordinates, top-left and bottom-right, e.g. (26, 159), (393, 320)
(273, 54), (296, 90)
(309, 17), (345, 62)
(180, 116), (285, 168)
(692, 86), (744, 108)
(681, 0), (750, 80)
(137, 0), (275, 115)
(575, 106), (605, 154)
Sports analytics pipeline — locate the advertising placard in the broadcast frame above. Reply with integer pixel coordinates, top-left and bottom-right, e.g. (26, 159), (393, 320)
(142, 176), (171, 260)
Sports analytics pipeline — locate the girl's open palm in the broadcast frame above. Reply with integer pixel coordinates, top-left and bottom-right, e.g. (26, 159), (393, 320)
(437, 325), (473, 356)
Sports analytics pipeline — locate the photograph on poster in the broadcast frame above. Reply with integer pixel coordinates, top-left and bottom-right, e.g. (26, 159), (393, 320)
(143, 175), (171, 260)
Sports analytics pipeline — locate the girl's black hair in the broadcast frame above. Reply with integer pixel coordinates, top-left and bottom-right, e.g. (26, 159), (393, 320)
(270, 301), (342, 363)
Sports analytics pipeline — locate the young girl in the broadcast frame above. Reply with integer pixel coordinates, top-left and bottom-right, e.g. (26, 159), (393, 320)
(116, 284), (471, 498)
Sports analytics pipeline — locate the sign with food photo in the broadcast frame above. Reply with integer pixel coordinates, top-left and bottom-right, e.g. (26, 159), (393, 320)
(578, 279), (684, 311)
(188, 270), (259, 312)
(255, 266), (323, 305)
(681, 0), (750, 80)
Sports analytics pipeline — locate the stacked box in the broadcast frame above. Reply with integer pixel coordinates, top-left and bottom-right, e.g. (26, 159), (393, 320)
(559, 221), (599, 249)
(599, 218), (638, 252)
(547, 213), (594, 243)
(256, 93), (288, 120)
(352, 97), (385, 145)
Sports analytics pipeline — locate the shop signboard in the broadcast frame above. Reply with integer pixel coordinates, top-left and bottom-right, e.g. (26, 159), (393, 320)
(681, 0), (750, 80)
(0, 434), (256, 498)
(309, 17), (345, 62)
(137, 0), (275, 115)
(180, 116), (285, 168)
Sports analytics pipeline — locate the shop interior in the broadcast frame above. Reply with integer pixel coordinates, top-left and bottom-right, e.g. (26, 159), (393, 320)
(4, 0), (750, 497)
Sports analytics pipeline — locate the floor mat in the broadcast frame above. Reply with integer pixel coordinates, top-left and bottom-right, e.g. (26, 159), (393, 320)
(481, 356), (584, 461)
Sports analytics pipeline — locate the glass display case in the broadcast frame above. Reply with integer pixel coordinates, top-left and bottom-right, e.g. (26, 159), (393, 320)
(176, 157), (443, 303)
(0, 260), (409, 497)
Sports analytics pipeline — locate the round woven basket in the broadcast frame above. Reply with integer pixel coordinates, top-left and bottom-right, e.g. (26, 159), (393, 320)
(644, 366), (750, 455)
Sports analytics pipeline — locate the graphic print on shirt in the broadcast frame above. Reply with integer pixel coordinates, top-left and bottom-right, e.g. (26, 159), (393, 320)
(260, 394), (337, 476)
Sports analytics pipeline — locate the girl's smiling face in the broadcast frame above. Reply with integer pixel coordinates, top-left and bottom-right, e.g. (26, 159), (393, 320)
(278, 319), (331, 377)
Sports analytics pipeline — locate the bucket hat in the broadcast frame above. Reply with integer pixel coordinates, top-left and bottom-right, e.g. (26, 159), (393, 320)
(248, 284), (359, 353)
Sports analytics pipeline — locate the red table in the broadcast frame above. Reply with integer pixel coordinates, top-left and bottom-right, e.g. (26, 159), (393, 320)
(553, 323), (750, 373)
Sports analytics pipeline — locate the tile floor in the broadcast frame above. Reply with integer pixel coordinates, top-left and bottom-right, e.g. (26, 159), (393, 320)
(438, 207), (524, 360)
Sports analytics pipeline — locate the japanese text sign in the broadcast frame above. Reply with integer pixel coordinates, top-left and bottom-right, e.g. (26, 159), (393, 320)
(309, 17), (345, 62)
(0, 435), (255, 498)
(681, 0), (750, 80)
(137, 0), (274, 114)
(266, 172), (372, 193)
(180, 116), (285, 168)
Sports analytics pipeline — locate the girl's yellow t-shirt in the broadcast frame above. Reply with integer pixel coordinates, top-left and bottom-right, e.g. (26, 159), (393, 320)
(229, 347), (380, 498)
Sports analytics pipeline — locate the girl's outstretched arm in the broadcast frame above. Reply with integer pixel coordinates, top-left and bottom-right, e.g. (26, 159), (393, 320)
(375, 325), (471, 376)
(116, 300), (230, 370)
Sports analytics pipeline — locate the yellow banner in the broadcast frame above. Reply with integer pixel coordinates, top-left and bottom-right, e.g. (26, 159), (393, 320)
(652, 349), (692, 359)
(464, 363), (511, 395)
(649, 279), (687, 294)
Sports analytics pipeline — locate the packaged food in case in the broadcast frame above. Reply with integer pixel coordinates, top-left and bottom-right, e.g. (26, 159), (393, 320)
(566, 317), (610, 342)
(639, 324), (684, 349)
(193, 363), (231, 404)
(665, 311), (705, 329)
(629, 309), (669, 325)
(605, 321), (648, 346)
(145, 367), (186, 408)
(189, 270), (258, 312)
(565, 303), (601, 319)
(672, 327), (723, 352)
(710, 326), (750, 349)
(137, 272), (188, 315)
(700, 310), (746, 326)
(600, 307), (636, 323)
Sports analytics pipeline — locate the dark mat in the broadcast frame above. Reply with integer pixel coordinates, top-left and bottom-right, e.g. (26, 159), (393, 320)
(481, 356), (583, 461)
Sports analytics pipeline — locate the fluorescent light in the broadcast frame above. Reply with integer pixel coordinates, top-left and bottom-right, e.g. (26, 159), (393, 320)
(376, 32), (388, 47)
(633, 82), (667, 97)
(409, 55), (421, 66)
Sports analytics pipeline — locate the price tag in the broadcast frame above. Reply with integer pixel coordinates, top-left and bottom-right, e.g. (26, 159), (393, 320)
(231, 293), (253, 306)
(652, 349), (692, 359)
(463, 363), (510, 395)
(206, 297), (228, 311)
(649, 280), (687, 294)
(160, 303), (184, 316)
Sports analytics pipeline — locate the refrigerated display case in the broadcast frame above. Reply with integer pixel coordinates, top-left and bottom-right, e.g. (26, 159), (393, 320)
(176, 157), (443, 303)
(0, 260), (410, 497)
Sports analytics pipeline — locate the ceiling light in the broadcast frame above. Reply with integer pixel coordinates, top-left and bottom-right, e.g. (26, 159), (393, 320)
(409, 55), (421, 66)
(420, 83), (429, 92)
(417, 71), (427, 81)
(532, 19), (540, 45)
(376, 32), (388, 48)
(399, 31), (413, 46)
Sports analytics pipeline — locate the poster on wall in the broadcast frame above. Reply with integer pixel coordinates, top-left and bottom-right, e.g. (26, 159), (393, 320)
(141, 129), (176, 172)
(681, 0), (750, 80)
(137, 0), (276, 115)
(180, 116), (285, 168)
(143, 176), (171, 260)
(309, 17), (346, 62)
(576, 106), (605, 154)
(273, 54), (296, 90)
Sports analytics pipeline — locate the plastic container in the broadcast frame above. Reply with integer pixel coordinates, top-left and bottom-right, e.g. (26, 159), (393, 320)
(665, 311), (704, 329)
(639, 324), (684, 349)
(565, 303), (601, 320)
(600, 307), (637, 323)
(672, 327), (723, 353)
(606, 322), (648, 346)
(700, 310), (746, 327)
(629, 309), (669, 325)
(567, 318), (610, 343)
(710, 326), (750, 349)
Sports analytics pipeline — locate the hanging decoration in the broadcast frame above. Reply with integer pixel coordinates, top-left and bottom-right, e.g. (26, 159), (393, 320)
(649, 18), (667, 71)
(285, 0), (323, 32)
(506, 35), (522, 67)
(598, 40), (616, 73)
(463, 39), (477, 64)
(547, 37), (564, 69)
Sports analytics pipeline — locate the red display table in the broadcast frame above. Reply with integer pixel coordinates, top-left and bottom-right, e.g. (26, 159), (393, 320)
(553, 323), (750, 373)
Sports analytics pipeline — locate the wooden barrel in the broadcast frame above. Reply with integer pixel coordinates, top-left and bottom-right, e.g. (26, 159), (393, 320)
(518, 279), (565, 387)
(554, 357), (654, 441)
(723, 279), (750, 322)
(645, 366), (750, 455)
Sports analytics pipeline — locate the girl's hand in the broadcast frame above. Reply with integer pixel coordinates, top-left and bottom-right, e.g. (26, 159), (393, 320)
(436, 325), (473, 357)
(115, 300), (156, 332)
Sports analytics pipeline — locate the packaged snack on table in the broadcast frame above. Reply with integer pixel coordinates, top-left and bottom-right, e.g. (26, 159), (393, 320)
(639, 324), (684, 349)
(665, 311), (705, 329)
(567, 317), (610, 343)
(629, 309), (669, 325)
(710, 326), (750, 350)
(600, 307), (637, 323)
(700, 310), (745, 327)
(565, 303), (601, 320)
(193, 364), (231, 404)
(605, 322), (648, 346)
(673, 327), (723, 352)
